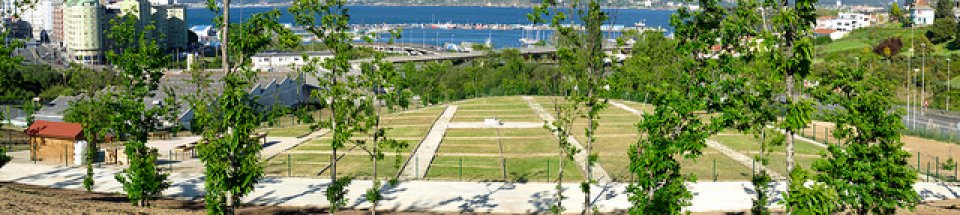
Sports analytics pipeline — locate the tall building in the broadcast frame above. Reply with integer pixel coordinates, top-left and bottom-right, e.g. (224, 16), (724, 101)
(59, 0), (186, 65)
(64, 0), (103, 64)
(19, 0), (58, 41)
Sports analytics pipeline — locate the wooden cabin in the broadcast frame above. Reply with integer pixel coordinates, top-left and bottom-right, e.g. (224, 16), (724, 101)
(25, 120), (84, 165)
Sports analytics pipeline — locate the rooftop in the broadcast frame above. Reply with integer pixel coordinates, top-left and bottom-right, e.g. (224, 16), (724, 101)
(26, 120), (84, 141)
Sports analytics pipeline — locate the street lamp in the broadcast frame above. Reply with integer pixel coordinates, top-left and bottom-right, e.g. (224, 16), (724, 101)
(949, 58), (952, 112)
(914, 68), (920, 128)
(922, 43), (926, 114)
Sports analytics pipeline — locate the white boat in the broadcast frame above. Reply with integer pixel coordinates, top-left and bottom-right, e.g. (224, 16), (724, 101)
(634, 20), (646, 28)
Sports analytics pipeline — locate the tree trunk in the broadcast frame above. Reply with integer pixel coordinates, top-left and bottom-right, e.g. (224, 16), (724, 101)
(558, 150), (564, 211)
(584, 91), (593, 215)
(221, 0), (230, 75)
(786, 74), (796, 184)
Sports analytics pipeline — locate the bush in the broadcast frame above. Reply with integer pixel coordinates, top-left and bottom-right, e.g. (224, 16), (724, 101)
(814, 36), (832, 45)
(926, 19), (957, 44)
(943, 158), (956, 171)
(873, 37), (903, 60)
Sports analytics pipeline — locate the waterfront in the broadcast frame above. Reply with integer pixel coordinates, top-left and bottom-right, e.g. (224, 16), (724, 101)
(186, 6), (675, 48)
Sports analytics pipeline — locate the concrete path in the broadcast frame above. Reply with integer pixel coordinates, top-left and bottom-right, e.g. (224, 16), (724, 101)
(261, 129), (330, 160)
(522, 96), (611, 183)
(447, 121), (544, 129)
(610, 100), (783, 179)
(705, 139), (783, 179)
(609, 100), (644, 116)
(3, 162), (960, 213)
(399, 105), (457, 179)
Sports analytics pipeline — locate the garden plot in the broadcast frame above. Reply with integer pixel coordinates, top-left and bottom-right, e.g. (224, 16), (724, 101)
(451, 96), (542, 123)
(798, 120), (960, 181)
(710, 132), (826, 177)
(427, 127), (583, 182)
(531, 96), (751, 182)
(264, 105), (446, 178)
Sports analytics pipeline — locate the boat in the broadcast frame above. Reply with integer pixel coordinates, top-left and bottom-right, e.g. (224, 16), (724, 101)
(634, 20), (646, 28)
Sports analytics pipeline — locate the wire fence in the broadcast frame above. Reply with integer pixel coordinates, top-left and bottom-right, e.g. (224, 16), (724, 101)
(793, 121), (960, 182)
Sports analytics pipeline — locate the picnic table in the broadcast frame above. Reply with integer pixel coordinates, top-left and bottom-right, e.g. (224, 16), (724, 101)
(149, 131), (171, 140)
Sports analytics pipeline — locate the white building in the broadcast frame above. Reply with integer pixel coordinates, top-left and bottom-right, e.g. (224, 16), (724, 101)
(911, 0), (934, 26)
(816, 12), (875, 32)
(251, 51), (334, 72)
(18, 0), (58, 41)
(63, 0), (103, 64)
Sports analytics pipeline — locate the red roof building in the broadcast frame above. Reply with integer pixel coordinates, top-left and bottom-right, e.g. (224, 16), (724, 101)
(26, 120), (84, 141)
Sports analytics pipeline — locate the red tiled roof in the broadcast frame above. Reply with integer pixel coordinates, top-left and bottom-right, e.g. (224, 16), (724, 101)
(25, 120), (83, 141)
(813, 28), (838, 35)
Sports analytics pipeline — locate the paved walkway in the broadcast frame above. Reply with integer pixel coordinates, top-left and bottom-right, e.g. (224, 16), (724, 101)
(609, 100), (783, 179)
(609, 100), (644, 116)
(261, 129), (330, 160)
(447, 121), (544, 129)
(522, 96), (611, 183)
(2, 162), (959, 213)
(399, 105), (457, 179)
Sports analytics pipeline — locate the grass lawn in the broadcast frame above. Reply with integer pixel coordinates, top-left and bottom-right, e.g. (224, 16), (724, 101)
(710, 133), (827, 176)
(259, 124), (314, 137)
(264, 104), (445, 178)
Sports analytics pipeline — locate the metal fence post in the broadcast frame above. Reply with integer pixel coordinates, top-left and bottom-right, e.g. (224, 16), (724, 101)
(64, 144), (68, 166)
(169, 149), (172, 161)
(927, 162), (931, 182)
(459, 156), (463, 181)
(416, 155), (420, 179)
(813, 124), (817, 141)
(546, 159), (551, 182)
(287, 154), (291, 177)
(937, 156), (940, 178)
(918, 152), (921, 171)
(713, 159), (717, 182)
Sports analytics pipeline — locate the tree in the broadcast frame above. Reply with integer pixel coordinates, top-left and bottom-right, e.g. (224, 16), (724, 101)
(357, 32), (412, 214)
(891, 3), (903, 22)
(64, 95), (111, 192)
(0, 109), (9, 169)
(544, 97), (580, 214)
(106, 15), (172, 207)
(926, 19), (957, 44)
(803, 63), (920, 214)
(193, 6), (297, 213)
(936, 0), (955, 20)
(289, 0), (367, 211)
(765, 0), (819, 201)
(874, 37), (904, 60)
(531, 0), (610, 213)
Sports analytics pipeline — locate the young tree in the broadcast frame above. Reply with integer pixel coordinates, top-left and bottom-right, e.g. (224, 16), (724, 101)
(544, 97), (580, 214)
(105, 15), (172, 207)
(891, 3), (903, 22)
(802, 63), (920, 214)
(64, 95), (111, 192)
(193, 6), (297, 213)
(357, 32), (412, 214)
(289, 0), (368, 211)
(531, 1), (610, 213)
(769, 0), (818, 195)
(0, 109), (9, 169)
(873, 37), (904, 60)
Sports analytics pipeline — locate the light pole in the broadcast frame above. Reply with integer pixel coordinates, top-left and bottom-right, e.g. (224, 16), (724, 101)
(949, 58), (952, 112)
(922, 43), (926, 114)
(914, 68), (920, 128)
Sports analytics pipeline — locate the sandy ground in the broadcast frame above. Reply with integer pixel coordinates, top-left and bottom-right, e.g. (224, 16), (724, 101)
(0, 182), (441, 215)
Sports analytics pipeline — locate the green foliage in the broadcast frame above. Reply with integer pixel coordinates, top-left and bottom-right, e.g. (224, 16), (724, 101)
(114, 142), (170, 206)
(750, 170), (773, 215)
(64, 96), (110, 192)
(104, 14), (172, 207)
(936, 0), (955, 20)
(194, 5), (297, 213)
(290, 0), (370, 211)
(196, 70), (267, 214)
(530, 0), (611, 213)
(925, 19), (956, 44)
(943, 158), (957, 170)
(784, 169), (839, 213)
(544, 97), (579, 214)
(807, 64), (920, 214)
(891, 3), (902, 21)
